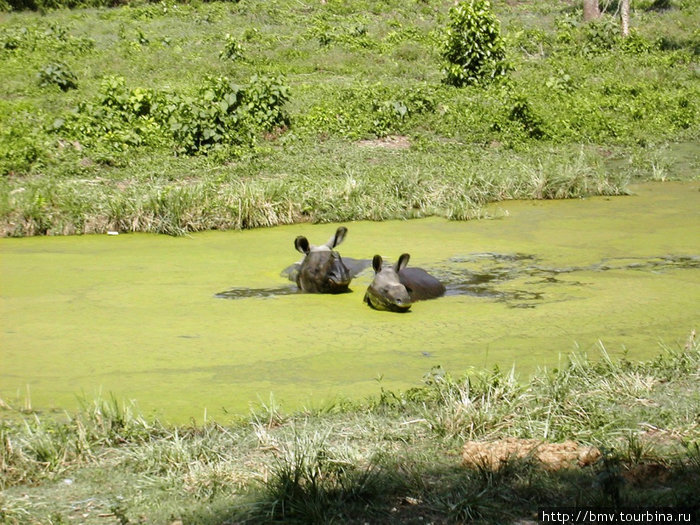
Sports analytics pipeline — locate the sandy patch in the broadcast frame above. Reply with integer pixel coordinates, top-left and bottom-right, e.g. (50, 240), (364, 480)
(462, 438), (601, 471)
(356, 135), (411, 150)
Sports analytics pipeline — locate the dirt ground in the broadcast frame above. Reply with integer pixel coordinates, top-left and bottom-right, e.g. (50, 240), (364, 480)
(462, 437), (602, 471)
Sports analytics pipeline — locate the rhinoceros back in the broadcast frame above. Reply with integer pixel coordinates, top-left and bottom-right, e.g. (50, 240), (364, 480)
(399, 267), (445, 301)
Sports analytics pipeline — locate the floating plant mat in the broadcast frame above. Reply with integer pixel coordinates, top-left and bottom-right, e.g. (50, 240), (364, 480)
(437, 252), (700, 308)
(216, 252), (700, 309)
(1, 182), (698, 423)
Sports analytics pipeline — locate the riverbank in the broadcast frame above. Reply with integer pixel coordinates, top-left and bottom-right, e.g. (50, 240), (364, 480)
(1, 141), (634, 237)
(1, 333), (698, 523)
(1, 1), (698, 236)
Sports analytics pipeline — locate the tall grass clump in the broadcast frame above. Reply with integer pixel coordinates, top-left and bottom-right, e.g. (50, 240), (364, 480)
(259, 428), (383, 523)
(0, 394), (155, 489)
(408, 365), (525, 440)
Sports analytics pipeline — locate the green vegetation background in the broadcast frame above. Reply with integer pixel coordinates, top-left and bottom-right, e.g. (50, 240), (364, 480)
(1, 0), (698, 236)
(1, 2), (699, 522)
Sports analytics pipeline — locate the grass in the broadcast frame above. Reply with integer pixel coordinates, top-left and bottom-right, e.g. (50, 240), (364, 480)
(1, 0), (699, 236)
(0, 141), (634, 235)
(1, 332), (698, 523)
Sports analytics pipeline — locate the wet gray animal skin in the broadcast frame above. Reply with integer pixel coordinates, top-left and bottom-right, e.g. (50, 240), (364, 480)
(291, 227), (369, 294)
(364, 253), (445, 312)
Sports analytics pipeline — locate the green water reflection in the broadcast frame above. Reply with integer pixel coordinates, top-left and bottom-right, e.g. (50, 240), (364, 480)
(1, 182), (698, 423)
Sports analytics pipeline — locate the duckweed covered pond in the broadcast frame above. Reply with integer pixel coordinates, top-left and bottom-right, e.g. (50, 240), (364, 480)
(1, 182), (698, 423)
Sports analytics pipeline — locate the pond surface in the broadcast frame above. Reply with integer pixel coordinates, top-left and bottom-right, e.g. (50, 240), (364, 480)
(1, 182), (698, 423)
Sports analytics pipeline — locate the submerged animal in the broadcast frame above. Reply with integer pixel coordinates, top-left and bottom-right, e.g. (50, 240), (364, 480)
(283, 226), (370, 293)
(364, 253), (445, 312)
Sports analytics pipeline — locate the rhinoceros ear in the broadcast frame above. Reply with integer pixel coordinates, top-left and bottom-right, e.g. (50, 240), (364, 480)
(328, 226), (348, 249)
(372, 254), (383, 273)
(295, 236), (310, 255)
(395, 253), (410, 273)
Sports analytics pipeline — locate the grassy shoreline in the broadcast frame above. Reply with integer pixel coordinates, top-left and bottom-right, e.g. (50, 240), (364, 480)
(2, 141), (635, 236)
(1, 333), (698, 523)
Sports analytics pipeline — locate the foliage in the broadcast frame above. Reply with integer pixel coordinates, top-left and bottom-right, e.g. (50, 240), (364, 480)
(219, 33), (243, 61)
(0, 116), (47, 176)
(1, 0), (179, 11)
(52, 74), (289, 156)
(442, 0), (509, 87)
(504, 92), (548, 140)
(296, 82), (438, 139)
(243, 74), (291, 132)
(0, 0), (698, 235)
(168, 76), (252, 156)
(0, 21), (94, 55)
(37, 61), (77, 91)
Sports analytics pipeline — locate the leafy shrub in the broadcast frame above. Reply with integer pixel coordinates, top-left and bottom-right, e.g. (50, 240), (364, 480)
(296, 82), (440, 139)
(169, 77), (253, 155)
(0, 27), (23, 49)
(545, 69), (574, 95)
(52, 74), (290, 156)
(554, 14), (655, 57)
(1, 23), (94, 55)
(38, 62), (77, 91)
(442, 0), (509, 87)
(506, 94), (547, 139)
(581, 17), (620, 55)
(50, 76), (165, 151)
(3, 0), (130, 11)
(510, 27), (553, 58)
(0, 120), (46, 175)
(220, 33), (243, 60)
(243, 74), (290, 131)
(487, 92), (548, 142)
(306, 15), (379, 50)
(371, 100), (408, 136)
(169, 74), (289, 155)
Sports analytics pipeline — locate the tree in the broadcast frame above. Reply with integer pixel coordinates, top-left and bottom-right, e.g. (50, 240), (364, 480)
(583, 0), (600, 21)
(620, 0), (630, 37)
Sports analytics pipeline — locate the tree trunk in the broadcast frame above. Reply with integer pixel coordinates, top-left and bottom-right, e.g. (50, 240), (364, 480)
(583, 0), (600, 21)
(621, 0), (631, 37)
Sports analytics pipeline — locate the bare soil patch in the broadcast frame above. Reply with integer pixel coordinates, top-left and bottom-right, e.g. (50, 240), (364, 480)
(356, 135), (411, 150)
(462, 438), (601, 471)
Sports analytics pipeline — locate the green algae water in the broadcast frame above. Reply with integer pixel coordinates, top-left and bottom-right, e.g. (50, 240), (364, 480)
(1, 182), (698, 423)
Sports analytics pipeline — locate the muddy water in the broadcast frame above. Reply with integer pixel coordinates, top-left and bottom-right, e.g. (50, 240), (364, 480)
(1, 182), (698, 423)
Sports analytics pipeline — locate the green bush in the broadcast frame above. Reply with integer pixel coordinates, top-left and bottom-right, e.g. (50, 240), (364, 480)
(169, 77), (253, 155)
(505, 93), (547, 140)
(2, 0), (121, 11)
(51, 74), (290, 156)
(243, 74), (290, 131)
(37, 61), (77, 91)
(219, 33), (243, 60)
(1, 22), (94, 56)
(296, 83), (440, 139)
(442, 0), (509, 87)
(0, 120), (46, 176)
